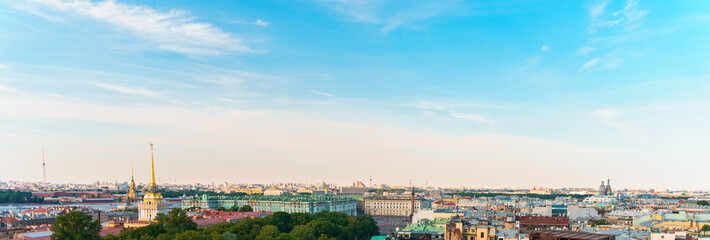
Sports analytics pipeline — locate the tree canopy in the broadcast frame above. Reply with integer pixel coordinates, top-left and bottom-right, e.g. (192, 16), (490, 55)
(51, 211), (102, 240)
(0, 190), (44, 203)
(101, 210), (378, 240)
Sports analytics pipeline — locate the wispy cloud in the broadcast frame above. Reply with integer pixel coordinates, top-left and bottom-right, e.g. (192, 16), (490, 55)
(381, 1), (461, 32)
(582, 58), (599, 69)
(318, 0), (464, 32)
(416, 101), (494, 123)
(448, 112), (493, 123)
(12, 0), (257, 56)
(1, 93), (627, 187)
(593, 108), (646, 141)
(0, 83), (22, 93)
(254, 19), (269, 26)
(191, 68), (287, 90)
(588, 0), (607, 21)
(231, 19), (270, 26)
(613, 0), (648, 31)
(310, 90), (333, 97)
(588, 0), (648, 33)
(92, 82), (161, 97)
(577, 46), (595, 55)
(318, 0), (381, 23)
(581, 49), (635, 70)
(541, 45), (550, 51)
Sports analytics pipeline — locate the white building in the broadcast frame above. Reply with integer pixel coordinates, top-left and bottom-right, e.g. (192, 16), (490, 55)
(138, 144), (170, 221)
(583, 195), (617, 204)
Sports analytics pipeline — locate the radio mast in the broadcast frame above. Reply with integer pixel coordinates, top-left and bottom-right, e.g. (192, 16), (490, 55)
(42, 149), (46, 185)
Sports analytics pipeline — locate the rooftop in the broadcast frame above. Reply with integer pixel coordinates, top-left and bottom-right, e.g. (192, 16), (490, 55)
(519, 216), (569, 225)
(532, 230), (615, 240)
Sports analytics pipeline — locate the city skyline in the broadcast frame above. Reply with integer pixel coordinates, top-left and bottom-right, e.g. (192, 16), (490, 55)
(1, 0), (710, 189)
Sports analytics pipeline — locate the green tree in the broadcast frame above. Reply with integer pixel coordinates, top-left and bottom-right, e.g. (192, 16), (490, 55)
(216, 207), (227, 211)
(229, 205), (241, 212)
(591, 220), (607, 227)
(174, 230), (212, 240)
(124, 223), (166, 239)
(256, 225), (280, 240)
(697, 201), (709, 206)
(702, 225), (710, 235)
(268, 212), (293, 233)
(155, 208), (198, 234)
(317, 234), (336, 240)
(310, 220), (341, 238)
(276, 233), (294, 240)
(240, 205), (253, 212)
(50, 211), (101, 240)
(290, 225), (316, 240)
(222, 232), (239, 240)
(351, 215), (379, 239)
(291, 213), (313, 226)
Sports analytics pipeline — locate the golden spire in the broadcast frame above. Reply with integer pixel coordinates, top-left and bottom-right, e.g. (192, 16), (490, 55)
(150, 143), (156, 187)
(127, 160), (136, 200)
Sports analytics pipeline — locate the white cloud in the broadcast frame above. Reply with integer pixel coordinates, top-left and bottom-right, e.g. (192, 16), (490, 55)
(613, 0), (648, 26)
(191, 68), (287, 89)
(541, 45), (550, 51)
(254, 19), (269, 26)
(231, 19), (270, 26)
(589, 0), (607, 21)
(582, 58), (600, 69)
(593, 108), (646, 141)
(588, 0), (648, 32)
(0, 84), (21, 93)
(577, 46), (596, 55)
(0, 64), (10, 70)
(13, 0), (256, 56)
(318, 0), (462, 32)
(416, 101), (494, 123)
(448, 112), (494, 123)
(0, 94), (625, 187)
(318, 0), (381, 23)
(310, 90), (333, 97)
(381, 1), (459, 32)
(92, 82), (161, 97)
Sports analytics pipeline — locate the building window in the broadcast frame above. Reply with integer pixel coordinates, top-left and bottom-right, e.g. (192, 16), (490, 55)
(481, 232), (485, 238)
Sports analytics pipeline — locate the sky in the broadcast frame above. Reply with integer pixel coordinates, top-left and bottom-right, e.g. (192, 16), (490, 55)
(1, 0), (710, 190)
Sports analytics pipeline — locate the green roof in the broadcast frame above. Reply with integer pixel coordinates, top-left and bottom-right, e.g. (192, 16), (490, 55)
(400, 220), (445, 233)
(432, 218), (450, 225)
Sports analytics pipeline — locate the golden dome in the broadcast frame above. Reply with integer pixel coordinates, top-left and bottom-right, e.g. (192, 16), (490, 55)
(144, 192), (163, 200)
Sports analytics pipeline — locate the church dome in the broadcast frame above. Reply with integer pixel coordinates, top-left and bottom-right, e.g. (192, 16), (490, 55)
(144, 192), (164, 200)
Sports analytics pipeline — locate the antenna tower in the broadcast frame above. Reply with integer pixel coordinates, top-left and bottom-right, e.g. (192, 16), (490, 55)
(42, 149), (46, 185)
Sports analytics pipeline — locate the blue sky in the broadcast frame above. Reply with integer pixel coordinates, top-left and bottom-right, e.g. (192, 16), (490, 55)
(1, 0), (710, 189)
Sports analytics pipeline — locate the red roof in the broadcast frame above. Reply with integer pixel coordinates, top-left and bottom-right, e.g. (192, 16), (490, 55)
(518, 216), (569, 225)
(193, 217), (226, 227)
(23, 237), (51, 240)
(100, 227), (123, 237)
(1, 217), (19, 223)
(23, 208), (49, 213)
